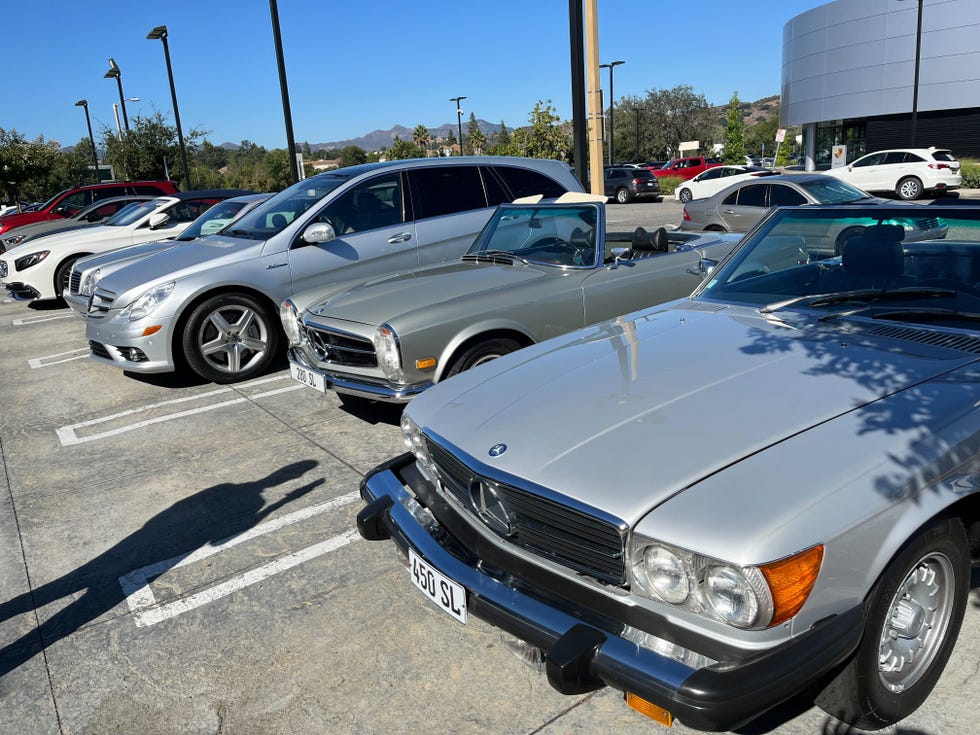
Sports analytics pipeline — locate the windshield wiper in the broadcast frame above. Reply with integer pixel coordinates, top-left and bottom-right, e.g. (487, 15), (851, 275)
(227, 229), (251, 238)
(461, 249), (530, 265)
(762, 287), (955, 314)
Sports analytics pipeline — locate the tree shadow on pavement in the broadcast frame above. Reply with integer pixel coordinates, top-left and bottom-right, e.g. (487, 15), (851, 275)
(0, 459), (322, 681)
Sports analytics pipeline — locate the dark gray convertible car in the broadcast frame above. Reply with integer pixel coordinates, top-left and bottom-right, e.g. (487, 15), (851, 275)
(358, 203), (980, 731)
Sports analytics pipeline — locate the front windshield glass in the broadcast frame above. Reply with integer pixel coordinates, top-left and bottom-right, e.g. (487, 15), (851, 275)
(176, 199), (250, 241)
(223, 171), (354, 240)
(40, 189), (70, 211)
(465, 204), (600, 267)
(104, 199), (165, 227)
(697, 206), (980, 321)
(798, 178), (872, 203)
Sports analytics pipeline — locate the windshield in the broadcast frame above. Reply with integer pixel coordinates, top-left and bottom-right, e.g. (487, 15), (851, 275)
(223, 172), (353, 240)
(104, 199), (166, 227)
(798, 177), (872, 203)
(176, 199), (251, 241)
(696, 206), (980, 322)
(465, 204), (600, 267)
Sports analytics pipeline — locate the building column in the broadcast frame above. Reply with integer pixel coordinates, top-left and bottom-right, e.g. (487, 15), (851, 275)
(804, 122), (817, 171)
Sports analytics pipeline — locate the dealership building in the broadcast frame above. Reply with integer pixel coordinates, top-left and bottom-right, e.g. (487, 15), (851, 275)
(781, 0), (980, 167)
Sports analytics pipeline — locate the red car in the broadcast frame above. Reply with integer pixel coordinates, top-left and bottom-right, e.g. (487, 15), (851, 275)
(650, 157), (722, 181)
(0, 180), (179, 237)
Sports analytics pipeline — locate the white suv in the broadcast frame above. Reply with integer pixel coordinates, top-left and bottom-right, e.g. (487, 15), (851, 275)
(823, 147), (961, 200)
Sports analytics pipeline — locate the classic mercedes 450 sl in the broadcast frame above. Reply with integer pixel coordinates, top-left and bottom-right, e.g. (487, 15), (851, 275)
(282, 194), (740, 402)
(357, 203), (980, 731)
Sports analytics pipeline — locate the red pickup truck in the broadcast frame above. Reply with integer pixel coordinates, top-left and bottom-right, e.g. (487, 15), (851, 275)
(650, 157), (721, 181)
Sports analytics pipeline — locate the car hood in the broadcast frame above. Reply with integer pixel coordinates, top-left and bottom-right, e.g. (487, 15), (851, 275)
(10, 222), (132, 253)
(303, 261), (556, 326)
(0, 211), (49, 232)
(76, 238), (183, 273)
(410, 302), (977, 526)
(96, 235), (262, 296)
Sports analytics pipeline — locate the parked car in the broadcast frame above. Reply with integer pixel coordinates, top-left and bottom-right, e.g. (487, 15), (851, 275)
(357, 202), (980, 732)
(81, 157), (584, 384)
(63, 193), (272, 317)
(681, 173), (878, 233)
(0, 180), (179, 238)
(601, 166), (662, 203)
(650, 157), (721, 181)
(0, 190), (252, 301)
(283, 194), (739, 403)
(822, 148), (961, 200)
(673, 165), (774, 203)
(1, 195), (156, 252)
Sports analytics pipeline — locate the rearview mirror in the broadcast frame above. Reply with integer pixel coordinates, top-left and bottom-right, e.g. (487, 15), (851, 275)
(302, 221), (336, 244)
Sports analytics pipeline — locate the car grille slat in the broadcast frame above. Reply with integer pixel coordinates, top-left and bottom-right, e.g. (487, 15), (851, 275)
(69, 270), (81, 294)
(426, 438), (627, 585)
(302, 325), (377, 367)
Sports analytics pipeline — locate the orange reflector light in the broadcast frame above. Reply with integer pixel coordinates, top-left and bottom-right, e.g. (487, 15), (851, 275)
(415, 357), (437, 371)
(626, 692), (673, 727)
(761, 544), (824, 626)
(141, 325), (163, 337)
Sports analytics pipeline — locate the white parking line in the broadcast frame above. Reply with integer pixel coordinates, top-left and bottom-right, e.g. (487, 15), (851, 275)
(12, 313), (75, 325)
(28, 348), (89, 369)
(55, 375), (302, 446)
(119, 492), (361, 627)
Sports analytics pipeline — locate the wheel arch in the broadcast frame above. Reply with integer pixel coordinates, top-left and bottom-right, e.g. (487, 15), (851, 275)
(434, 325), (535, 383)
(53, 252), (93, 294)
(171, 284), (282, 370)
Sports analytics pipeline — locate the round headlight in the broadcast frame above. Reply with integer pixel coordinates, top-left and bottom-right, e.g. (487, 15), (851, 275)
(374, 323), (403, 381)
(703, 565), (764, 629)
(280, 298), (301, 345)
(640, 545), (690, 604)
(400, 413), (436, 480)
(80, 268), (100, 296)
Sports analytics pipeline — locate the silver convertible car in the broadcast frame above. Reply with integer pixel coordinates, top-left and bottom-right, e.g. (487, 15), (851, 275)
(282, 194), (740, 403)
(357, 203), (980, 731)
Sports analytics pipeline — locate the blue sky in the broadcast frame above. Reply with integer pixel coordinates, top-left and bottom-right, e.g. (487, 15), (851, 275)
(3, 1), (822, 150)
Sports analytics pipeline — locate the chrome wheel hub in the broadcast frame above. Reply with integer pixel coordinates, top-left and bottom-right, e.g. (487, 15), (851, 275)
(199, 307), (268, 374)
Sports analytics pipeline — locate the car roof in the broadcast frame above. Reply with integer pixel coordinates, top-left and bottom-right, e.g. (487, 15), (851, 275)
(169, 189), (256, 200)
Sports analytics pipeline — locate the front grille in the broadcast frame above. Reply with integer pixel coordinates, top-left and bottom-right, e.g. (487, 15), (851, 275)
(426, 437), (627, 585)
(912, 217), (942, 232)
(0, 261), (7, 278)
(302, 324), (377, 367)
(88, 287), (116, 316)
(69, 269), (81, 295)
(89, 340), (111, 360)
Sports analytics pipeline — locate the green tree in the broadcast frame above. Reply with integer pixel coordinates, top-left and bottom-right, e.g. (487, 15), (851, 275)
(643, 85), (714, 159)
(445, 129), (458, 155)
(338, 145), (368, 168)
(722, 91), (747, 164)
(196, 140), (229, 170)
(465, 113), (486, 155)
(512, 100), (569, 160)
(412, 124), (431, 156)
(0, 129), (62, 203)
(386, 136), (424, 160)
(101, 111), (204, 186)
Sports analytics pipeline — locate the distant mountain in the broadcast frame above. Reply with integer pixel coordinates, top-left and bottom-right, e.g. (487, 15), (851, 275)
(307, 119), (502, 153)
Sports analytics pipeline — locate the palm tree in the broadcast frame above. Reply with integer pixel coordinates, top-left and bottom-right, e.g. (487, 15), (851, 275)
(413, 124), (431, 156)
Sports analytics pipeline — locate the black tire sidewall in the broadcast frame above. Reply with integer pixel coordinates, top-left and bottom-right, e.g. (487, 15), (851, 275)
(54, 256), (79, 298)
(181, 293), (280, 383)
(447, 338), (521, 378)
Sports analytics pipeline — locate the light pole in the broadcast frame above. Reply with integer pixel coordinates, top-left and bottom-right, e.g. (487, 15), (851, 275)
(269, 0), (299, 184)
(450, 96), (467, 156)
(74, 100), (100, 183)
(599, 60), (624, 165)
(147, 25), (192, 191)
(112, 98), (140, 141)
(898, 0), (924, 146)
(104, 58), (130, 133)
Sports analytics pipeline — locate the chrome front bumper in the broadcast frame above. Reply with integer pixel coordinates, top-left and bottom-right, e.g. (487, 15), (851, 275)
(358, 453), (865, 732)
(287, 347), (431, 403)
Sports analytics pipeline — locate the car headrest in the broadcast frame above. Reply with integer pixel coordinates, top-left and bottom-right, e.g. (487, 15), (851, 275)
(843, 233), (905, 277)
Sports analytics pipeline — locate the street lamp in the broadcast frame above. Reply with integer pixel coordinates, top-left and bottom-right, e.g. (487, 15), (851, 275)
(268, 0), (299, 183)
(103, 58), (130, 133)
(599, 61), (625, 165)
(898, 0), (924, 147)
(147, 24), (191, 191)
(74, 100), (100, 183)
(450, 96), (467, 156)
(112, 97), (140, 141)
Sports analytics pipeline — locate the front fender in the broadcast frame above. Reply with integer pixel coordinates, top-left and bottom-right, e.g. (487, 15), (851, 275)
(433, 318), (538, 383)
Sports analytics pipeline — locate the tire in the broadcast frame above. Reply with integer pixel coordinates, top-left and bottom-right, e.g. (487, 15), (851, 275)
(678, 188), (693, 203)
(54, 256), (82, 299)
(897, 176), (924, 200)
(615, 188), (631, 204)
(814, 517), (969, 730)
(447, 337), (521, 378)
(181, 293), (280, 384)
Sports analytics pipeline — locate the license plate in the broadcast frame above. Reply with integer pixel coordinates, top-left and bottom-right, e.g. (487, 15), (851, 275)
(409, 549), (467, 624)
(289, 361), (326, 392)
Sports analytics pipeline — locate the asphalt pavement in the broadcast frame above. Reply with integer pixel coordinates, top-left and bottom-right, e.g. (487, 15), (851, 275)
(0, 201), (978, 734)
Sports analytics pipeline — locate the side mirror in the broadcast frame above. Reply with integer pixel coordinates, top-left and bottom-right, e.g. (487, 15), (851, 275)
(687, 257), (718, 278)
(302, 221), (336, 244)
(148, 212), (170, 230)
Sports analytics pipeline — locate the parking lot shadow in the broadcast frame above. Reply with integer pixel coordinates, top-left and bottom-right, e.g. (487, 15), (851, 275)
(0, 459), (322, 681)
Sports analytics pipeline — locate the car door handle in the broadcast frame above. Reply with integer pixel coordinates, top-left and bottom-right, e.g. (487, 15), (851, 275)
(387, 232), (412, 244)
(723, 209), (737, 215)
